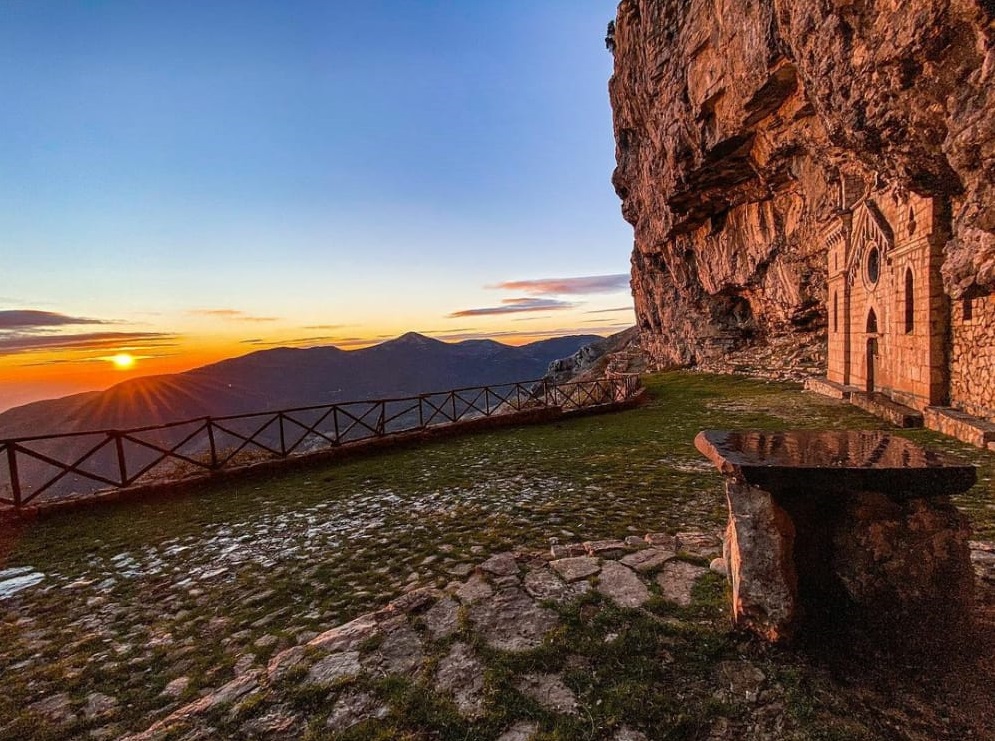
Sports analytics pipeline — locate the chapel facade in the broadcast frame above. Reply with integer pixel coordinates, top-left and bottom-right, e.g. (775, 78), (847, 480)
(820, 173), (995, 444)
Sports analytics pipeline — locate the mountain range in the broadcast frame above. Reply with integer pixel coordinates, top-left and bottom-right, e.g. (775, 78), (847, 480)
(0, 332), (602, 440)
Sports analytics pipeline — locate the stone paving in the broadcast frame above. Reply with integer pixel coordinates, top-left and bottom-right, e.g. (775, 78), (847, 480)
(80, 532), (722, 741)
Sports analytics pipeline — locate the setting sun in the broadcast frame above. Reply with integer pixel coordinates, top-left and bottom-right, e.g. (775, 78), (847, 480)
(110, 353), (136, 370)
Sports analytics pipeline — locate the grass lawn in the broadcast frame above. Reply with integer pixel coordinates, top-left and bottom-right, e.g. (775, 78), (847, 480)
(1, 372), (993, 739)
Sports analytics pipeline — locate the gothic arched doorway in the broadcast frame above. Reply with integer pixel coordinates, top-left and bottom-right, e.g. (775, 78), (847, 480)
(866, 309), (878, 394)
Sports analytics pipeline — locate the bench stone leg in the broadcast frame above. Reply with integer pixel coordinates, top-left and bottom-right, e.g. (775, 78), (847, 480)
(724, 481), (798, 642)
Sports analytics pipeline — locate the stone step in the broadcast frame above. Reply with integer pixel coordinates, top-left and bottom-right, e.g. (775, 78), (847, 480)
(924, 406), (995, 449)
(849, 392), (923, 428)
(803, 376), (852, 400)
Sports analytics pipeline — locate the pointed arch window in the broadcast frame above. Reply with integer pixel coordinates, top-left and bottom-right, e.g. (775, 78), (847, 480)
(866, 308), (877, 334)
(904, 268), (914, 334)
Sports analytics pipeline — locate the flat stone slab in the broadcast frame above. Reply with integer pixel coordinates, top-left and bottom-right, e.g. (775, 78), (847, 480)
(423, 596), (460, 640)
(479, 551), (520, 577)
(468, 587), (559, 652)
(620, 547), (674, 573)
(550, 556), (601, 582)
(497, 721), (539, 741)
(675, 532), (722, 556)
(523, 567), (589, 604)
(455, 573), (494, 604)
(306, 651), (362, 685)
(584, 539), (628, 557)
(597, 561), (650, 608)
(363, 617), (422, 676)
(434, 643), (486, 719)
(310, 615), (379, 653)
(656, 561), (709, 607)
(326, 691), (389, 732)
(517, 673), (578, 715)
(694, 429), (976, 497)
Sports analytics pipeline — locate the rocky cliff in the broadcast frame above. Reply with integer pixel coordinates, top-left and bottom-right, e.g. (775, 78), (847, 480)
(610, 0), (995, 372)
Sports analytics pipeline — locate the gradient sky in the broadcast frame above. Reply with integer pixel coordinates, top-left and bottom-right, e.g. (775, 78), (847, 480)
(0, 0), (634, 411)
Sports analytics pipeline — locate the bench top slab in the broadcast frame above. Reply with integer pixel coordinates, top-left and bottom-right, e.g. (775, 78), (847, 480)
(694, 429), (976, 497)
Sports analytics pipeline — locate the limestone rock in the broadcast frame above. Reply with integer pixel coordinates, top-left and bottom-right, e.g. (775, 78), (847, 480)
(584, 539), (628, 558)
(309, 614), (379, 653)
(305, 651), (361, 686)
(610, 0), (995, 373)
(497, 721), (539, 741)
(29, 693), (75, 725)
(434, 643), (486, 719)
(363, 616), (423, 676)
(83, 692), (118, 721)
(326, 691), (389, 733)
(523, 566), (590, 604)
(620, 547), (674, 573)
(423, 596), (460, 640)
(479, 551), (520, 577)
(550, 556), (601, 582)
(722, 482), (798, 640)
(597, 561), (650, 608)
(455, 573), (493, 604)
(468, 587), (559, 652)
(656, 560), (710, 608)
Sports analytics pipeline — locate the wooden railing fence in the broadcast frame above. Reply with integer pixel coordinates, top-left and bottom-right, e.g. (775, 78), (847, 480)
(0, 374), (641, 508)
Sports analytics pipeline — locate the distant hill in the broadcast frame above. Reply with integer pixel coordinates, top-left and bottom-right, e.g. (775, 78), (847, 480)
(0, 332), (602, 439)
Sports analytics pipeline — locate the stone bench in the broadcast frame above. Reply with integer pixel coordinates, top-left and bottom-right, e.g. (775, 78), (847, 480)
(695, 429), (976, 643)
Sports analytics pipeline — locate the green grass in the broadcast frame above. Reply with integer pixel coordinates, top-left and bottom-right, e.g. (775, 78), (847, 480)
(0, 371), (993, 738)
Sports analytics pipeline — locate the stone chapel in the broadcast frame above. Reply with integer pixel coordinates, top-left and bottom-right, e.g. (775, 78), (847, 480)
(816, 173), (995, 449)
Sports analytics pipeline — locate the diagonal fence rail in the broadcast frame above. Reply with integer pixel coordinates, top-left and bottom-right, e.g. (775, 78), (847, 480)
(0, 374), (641, 508)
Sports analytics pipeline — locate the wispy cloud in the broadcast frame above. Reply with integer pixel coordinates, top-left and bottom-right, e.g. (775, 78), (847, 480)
(448, 298), (576, 318)
(583, 306), (634, 314)
(432, 326), (623, 343)
(0, 331), (177, 356)
(488, 274), (629, 296)
(189, 309), (279, 322)
(0, 310), (106, 329)
(302, 324), (349, 330)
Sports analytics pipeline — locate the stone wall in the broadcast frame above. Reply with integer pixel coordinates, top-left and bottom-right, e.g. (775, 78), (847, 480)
(950, 293), (995, 421)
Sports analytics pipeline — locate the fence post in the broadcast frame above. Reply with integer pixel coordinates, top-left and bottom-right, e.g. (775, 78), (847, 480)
(206, 417), (218, 469)
(332, 406), (340, 444)
(113, 432), (128, 486)
(376, 402), (385, 436)
(418, 395), (425, 428)
(278, 413), (287, 456)
(484, 387), (491, 416)
(451, 392), (457, 422)
(6, 443), (22, 507)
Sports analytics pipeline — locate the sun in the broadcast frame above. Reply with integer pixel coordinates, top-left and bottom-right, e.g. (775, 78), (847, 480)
(110, 353), (136, 370)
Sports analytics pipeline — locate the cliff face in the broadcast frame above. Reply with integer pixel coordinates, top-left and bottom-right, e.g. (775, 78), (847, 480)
(610, 0), (995, 371)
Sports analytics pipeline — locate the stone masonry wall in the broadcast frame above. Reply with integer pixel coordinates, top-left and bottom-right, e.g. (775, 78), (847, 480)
(950, 293), (995, 421)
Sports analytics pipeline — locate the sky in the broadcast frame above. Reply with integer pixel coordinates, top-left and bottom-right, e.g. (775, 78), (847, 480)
(0, 0), (634, 412)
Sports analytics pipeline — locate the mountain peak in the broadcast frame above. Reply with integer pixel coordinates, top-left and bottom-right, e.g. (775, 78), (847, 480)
(388, 332), (440, 346)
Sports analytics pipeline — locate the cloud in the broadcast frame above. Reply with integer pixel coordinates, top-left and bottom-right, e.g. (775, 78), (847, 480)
(0, 331), (177, 356)
(583, 306), (634, 314)
(431, 325), (627, 343)
(488, 274), (629, 296)
(448, 298), (576, 318)
(189, 309), (279, 322)
(0, 310), (106, 329)
(302, 324), (349, 330)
